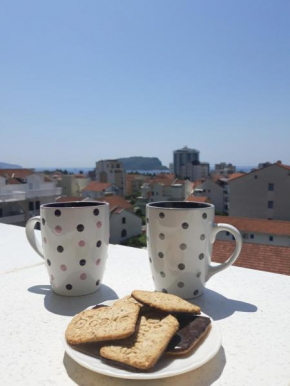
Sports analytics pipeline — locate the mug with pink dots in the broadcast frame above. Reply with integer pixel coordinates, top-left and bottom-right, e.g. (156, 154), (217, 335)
(25, 201), (110, 296)
(146, 201), (242, 299)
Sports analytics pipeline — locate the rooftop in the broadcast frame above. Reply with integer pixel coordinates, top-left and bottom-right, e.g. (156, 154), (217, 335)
(215, 216), (290, 236)
(213, 240), (290, 276)
(98, 195), (133, 212)
(82, 182), (113, 192)
(0, 168), (34, 179)
(186, 196), (210, 203)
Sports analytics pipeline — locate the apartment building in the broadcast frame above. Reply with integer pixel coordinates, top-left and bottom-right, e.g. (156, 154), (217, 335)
(179, 161), (210, 182)
(193, 177), (226, 213)
(213, 162), (236, 175)
(136, 174), (193, 213)
(0, 169), (61, 226)
(229, 162), (290, 220)
(96, 160), (125, 196)
(173, 146), (200, 177)
(98, 196), (141, 244)
(215, 216), (290, 247)
(125, 174), (148, 196)
(60, 174), (90, 197)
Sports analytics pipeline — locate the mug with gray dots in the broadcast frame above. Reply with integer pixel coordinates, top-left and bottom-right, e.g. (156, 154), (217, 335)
(146, 201), (242, 299)
(25, 201), (109, 296)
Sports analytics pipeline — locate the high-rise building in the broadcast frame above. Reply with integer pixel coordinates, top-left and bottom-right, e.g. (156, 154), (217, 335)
(95, 160), (125, 196)
(173, 147), (200, 177)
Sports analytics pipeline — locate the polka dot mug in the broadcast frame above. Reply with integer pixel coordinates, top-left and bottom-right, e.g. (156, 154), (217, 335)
(25, 201), (109, 296)
(146, 201), (242, 299)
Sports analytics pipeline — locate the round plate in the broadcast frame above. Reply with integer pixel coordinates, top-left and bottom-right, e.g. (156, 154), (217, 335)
(63, 300), (222, 380)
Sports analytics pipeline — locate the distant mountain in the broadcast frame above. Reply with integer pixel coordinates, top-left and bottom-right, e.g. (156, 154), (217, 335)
(0, 162), (22, 169)
(118, 157), (168, 171)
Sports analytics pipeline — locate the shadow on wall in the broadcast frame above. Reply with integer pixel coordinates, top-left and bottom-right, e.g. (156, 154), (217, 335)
(27, 284), (118, 316)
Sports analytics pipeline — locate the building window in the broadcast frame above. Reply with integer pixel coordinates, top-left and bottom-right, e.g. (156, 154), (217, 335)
(152, 192), (154, 196)
(0, 208), (2, 217)
(268, 201), (274, 209)
(121, 229), (127, 238)
(122, 217), (126, 224)
(254, 175), (258, 179)
(250, 234), (254, 239)
(268, 183), (274, 191)
(208, 189), (211, 193)
(269, 236), (273, 242)
(29, 202), (34, 211)
(36, 201), (40, 210)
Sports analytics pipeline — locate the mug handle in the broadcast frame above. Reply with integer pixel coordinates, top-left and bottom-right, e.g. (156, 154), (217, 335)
(206, 223), (242, 281)
(25, 216), (44, 259)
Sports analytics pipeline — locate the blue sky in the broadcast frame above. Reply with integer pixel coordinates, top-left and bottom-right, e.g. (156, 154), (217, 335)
(0, 0), (289, 168)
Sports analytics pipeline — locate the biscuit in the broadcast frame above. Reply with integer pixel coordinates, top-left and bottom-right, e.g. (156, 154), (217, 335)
(131, 290), (201, 314)
(100, 311), (179, 370)
(65, 303), (140, 345)
(114, 295), (144, 308)
(166, 315), (211, 355)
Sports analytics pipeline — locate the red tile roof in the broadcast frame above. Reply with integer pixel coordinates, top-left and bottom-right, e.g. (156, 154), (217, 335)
(6, 178), (22, 184)
(213, 240), (290, 276)
(145, 174), (177, 187)
(82, 182), (112, 192)
(98, 196), (133, 212)
(228, 172), (245, 181)
(185, 196), (210, 203)
(0, 169), (34, 179)
(215, 216), (290, 236)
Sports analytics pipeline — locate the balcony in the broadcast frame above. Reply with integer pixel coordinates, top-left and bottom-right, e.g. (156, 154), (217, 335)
(1, 222), (290, 385)
(0, 214), (26, 224)
(0, 187), (62, 202)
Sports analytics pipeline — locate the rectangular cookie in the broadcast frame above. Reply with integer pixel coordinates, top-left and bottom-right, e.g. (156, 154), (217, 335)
(131, 290), (201, 314)
(65, 303), (140, 345)
(100, 311), (179, 370)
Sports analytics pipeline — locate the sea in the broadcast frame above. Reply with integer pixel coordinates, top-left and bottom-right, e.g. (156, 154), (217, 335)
(34, 166), (255, 174)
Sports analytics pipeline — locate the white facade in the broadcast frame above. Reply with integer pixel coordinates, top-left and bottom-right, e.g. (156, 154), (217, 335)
(96, 160), (125, 196)
(145, 180), (193, 203)
(213, 163), (236, 175)
(109, 209), (142, 244)
(194, 179), (227, 213)
(0, 172), (62, 226)
(179, 162), (209, 182)
(217, 230), (290, 247)
(229, 163), (290, 220)
(60, 175), (90, 197)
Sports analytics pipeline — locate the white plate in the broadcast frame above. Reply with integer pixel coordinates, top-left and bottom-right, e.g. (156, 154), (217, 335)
(63, 300), (222, 380)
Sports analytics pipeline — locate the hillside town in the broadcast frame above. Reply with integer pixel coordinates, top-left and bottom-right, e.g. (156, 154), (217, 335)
(1, 146), (290, 276)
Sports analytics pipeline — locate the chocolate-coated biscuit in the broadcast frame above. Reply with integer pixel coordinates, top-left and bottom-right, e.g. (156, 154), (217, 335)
(166, 314), (211, 355)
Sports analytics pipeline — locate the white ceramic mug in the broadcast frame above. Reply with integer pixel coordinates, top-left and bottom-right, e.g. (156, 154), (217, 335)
(25, 201), (110, 296)
(146, 201), (242, 299)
